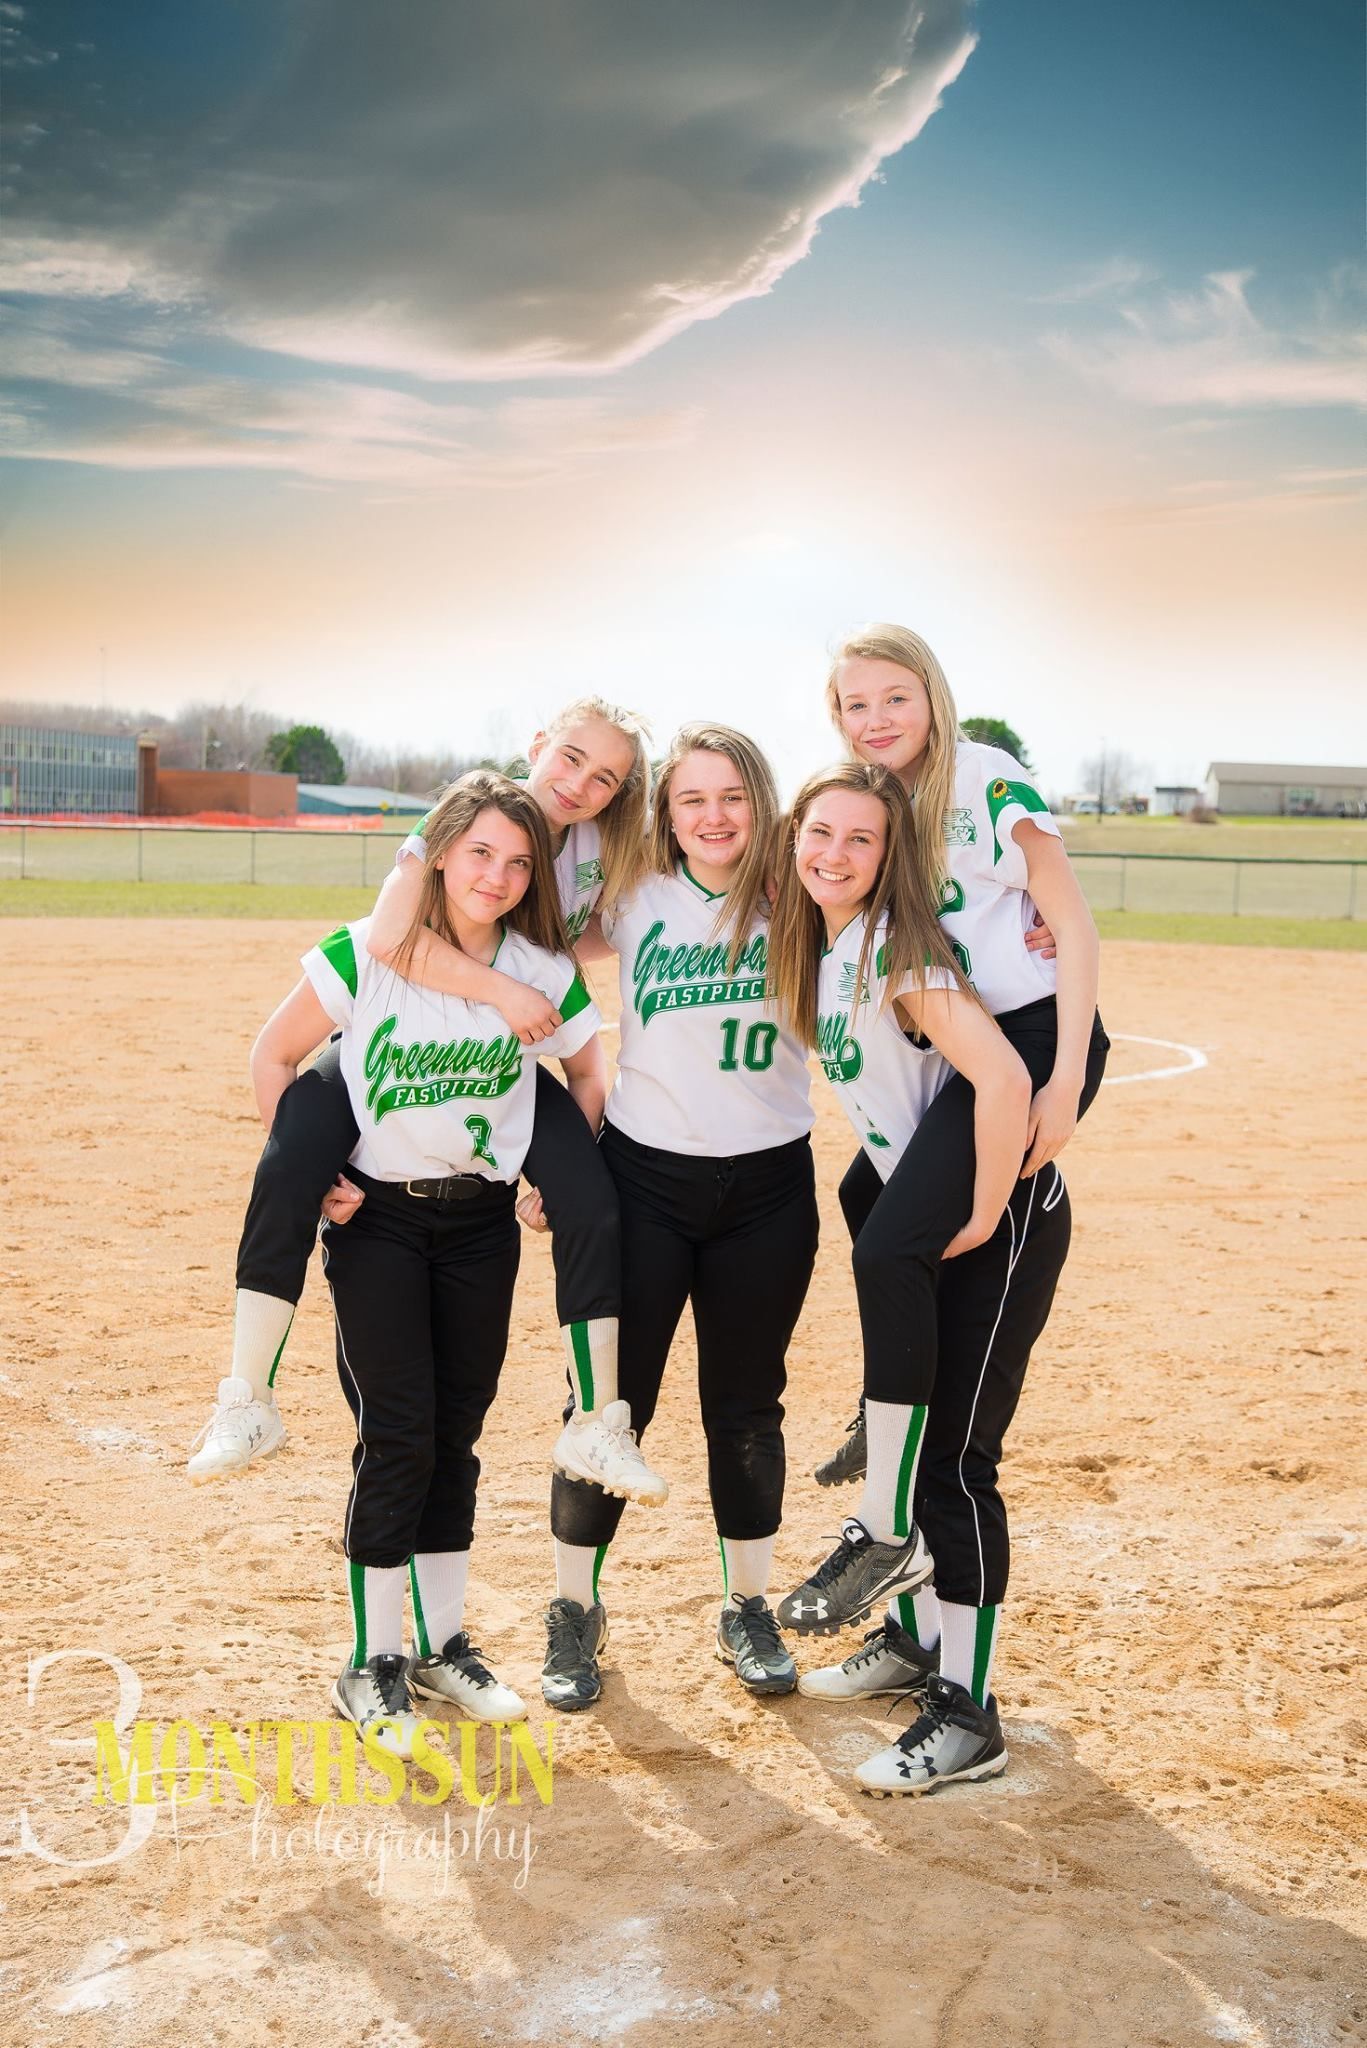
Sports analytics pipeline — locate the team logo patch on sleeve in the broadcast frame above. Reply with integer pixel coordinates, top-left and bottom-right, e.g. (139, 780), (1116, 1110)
(575, 858), (604, 889)
(944, 807), (977, 847)
(986, 777), (1049, 864)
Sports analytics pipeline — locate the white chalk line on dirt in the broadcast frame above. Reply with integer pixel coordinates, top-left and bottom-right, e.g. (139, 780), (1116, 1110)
(1102, 1033), (1209, 1086)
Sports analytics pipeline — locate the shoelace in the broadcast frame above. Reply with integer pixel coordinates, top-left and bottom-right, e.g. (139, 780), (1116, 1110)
(893, 1688), (954, 1755)
(544, 1604), (591, 1672)
(603, 1419), (650, 1469)
(735, 1599), (786, 1661)
(369, 1654), (411, 1715)
(187, 1401), (250, 1453)
(803, 1525), (867, 1593)
(845, 1625), (892, 1671)
(440, 1637), (495, 1687)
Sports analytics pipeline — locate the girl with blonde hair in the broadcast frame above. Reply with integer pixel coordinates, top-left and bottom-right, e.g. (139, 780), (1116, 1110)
(808, 624), (1108, 1491)
(769, 763), (1083, 1794)
(247, 772), (606, 1750)
(189, 696), (667, 1508)
(537, 723), (819, 1709)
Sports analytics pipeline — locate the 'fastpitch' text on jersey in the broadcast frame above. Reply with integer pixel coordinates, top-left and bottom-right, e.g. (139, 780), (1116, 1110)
(401, 811), (604, 944)
(303, 917), (599, 1183)
(938, 740), (1062, 1016)
(817, 912), (954, 1181)
(602, 865), (813, 1156)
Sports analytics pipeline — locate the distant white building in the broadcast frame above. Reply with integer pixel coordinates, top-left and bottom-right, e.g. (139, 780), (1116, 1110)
(1205, 763), (1367, 818)
(1151, 785), (1202, 817)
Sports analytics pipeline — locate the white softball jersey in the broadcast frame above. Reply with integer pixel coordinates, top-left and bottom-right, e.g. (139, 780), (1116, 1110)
(601, 865), (814, 1156)
(817, 912), (955, 1182)
(302, 917), (600, 1184)
(937, 740), (1062, 1017)
(400, 810), (605, 943)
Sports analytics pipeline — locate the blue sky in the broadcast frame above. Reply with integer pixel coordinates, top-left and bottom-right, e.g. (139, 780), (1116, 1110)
(3, 0), (1362, 793)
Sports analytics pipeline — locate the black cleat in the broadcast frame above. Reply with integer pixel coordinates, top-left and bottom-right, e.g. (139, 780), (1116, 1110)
(797, 1617), (938, 1701)
(814, 1399), (867, 1487)
(777, 1517), (932, 1636)
(715, 1595), (797, 1695)
(855, 1673), (1007, 1795)
(542, 1597), (608, 1712)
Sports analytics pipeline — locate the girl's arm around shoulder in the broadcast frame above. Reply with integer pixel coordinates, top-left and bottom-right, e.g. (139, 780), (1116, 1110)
(571, 911), (617, 965)
(1016, 821), (1101, 1176)
(896, 984), (1032, 1260)
(250, 980), (338, 1134)
(365, 856), (563, 1046)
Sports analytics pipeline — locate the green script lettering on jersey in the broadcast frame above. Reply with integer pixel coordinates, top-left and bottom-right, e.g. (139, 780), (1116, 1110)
(815, 1011), (863, 1084)
(363, 1015), (523, 1122)
(630, 920), (769, 1025)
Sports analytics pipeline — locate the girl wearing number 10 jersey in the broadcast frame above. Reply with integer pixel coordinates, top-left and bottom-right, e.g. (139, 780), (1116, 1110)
(539, 723), (820, 1709)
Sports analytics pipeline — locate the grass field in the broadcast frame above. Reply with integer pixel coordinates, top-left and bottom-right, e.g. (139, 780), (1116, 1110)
(1062, 814), (1367, 859)
(2, 878), (1366, 949)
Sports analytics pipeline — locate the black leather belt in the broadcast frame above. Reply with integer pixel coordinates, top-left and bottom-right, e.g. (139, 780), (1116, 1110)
(404, 1174), (488, 1201)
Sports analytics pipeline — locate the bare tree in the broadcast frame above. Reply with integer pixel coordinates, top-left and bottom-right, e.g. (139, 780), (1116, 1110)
(1079, 744), (1150, 816)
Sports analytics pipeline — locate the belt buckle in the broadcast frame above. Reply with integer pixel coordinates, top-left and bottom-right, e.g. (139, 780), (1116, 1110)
(406, 1179), (435, 1199)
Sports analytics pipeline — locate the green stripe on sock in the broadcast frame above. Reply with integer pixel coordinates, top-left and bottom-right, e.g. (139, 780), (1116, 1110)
(892, 1406), (928, 1540)
(894, 1592), (918, 1639)
(348, 1559), (367, 1667)
(569, 1322), (595, 1412)
(266, 1312), (294, 1391)
(718, 1535), (729, 1597)
(592, 1543), (607, 1604)
(971, 1605), (998, 1706)
(408, 1559), (430, 1657)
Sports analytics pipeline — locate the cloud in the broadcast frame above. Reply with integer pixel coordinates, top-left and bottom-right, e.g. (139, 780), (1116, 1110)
(1044, 268), (1367, 412)
(1033, 256), (1158, 305)
(3, 0), (976, 380)
(0, 358), (700, 487)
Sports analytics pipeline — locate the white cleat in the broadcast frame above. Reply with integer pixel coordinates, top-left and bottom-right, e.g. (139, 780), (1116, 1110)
(552, 1400), (669, 1505)
(186, 1375), (285, 1482)
(408, 1633), (528, 1723)
(854, 1674), (1008, 1796)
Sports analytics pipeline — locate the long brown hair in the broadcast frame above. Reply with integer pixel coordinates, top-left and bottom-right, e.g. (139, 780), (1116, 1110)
(392, 771), (569, 979)
(825, 623), (962, 926)
(541, 694), (652, 907)
(767, 762), (970, 1050)
(645, 723), (779, 968)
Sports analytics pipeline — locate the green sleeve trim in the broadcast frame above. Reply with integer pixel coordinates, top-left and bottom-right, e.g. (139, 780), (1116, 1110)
(875, 941), (888, 977)
(317, 925), (358, 997)
(559, 971), (592, 1022)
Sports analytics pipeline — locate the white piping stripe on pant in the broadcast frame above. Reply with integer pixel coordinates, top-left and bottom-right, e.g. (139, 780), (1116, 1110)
(322, 1241), (368, 1557)
(955, 1173), (1038, 1607)
(1042, 1164), (1065, 1212)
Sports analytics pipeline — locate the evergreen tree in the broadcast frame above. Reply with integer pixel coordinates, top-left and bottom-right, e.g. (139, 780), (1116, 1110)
(265, 724), (347, 783)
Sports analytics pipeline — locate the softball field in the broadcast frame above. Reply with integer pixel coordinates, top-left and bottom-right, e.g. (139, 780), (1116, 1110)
(2, 922), (1364, 2047)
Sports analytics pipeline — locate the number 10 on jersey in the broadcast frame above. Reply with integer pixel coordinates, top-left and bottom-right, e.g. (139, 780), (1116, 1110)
(717, 1018), (779, 1072)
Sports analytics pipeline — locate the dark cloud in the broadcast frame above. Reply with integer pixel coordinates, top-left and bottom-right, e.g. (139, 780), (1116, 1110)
(2, 0), (975, 377)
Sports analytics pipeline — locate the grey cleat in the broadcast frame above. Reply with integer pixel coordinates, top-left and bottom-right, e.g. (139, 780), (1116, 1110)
(331, 1653), (422, 1758)
(715, 1595), (797, 1696)
(814, 1399), (867, 1487)
(777, 1517), (933, 1637)
(542, 1597), (608, 1712)
(855, 1673), (1007, 1795)
(797, 1617), (939, 1701)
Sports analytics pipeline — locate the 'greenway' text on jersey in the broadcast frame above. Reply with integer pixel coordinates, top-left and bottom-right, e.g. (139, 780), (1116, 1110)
(631, 922), (768, 1024)
(364, 1015), (522, 1121)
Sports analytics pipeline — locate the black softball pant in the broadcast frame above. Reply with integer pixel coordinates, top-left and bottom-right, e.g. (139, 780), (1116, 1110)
(913, 1163), (1071, 1607)
(550, 1124), (820, 1550)
(320, 1172), (520, 1569)
(236, 1043), (619, 1325)
(839, 996), (1108, 1405)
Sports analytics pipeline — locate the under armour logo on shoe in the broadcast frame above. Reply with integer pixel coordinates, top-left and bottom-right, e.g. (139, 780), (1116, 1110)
(789, 1598), (829, 1620)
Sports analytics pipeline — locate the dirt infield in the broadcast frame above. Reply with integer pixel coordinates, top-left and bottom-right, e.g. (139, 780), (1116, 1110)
(2, 922), (1364, 2047)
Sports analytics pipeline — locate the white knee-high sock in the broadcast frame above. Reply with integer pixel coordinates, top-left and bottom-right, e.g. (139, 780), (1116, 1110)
(231, 1289), (294, 1402)
(562, 1318), (619, 1418)
(720, 1534), (775, 1604)
(857, 1400), (928, 1545)
(409, 1551), (471, 1656)
(889, 1584), (942, 1648)
(347, 1561), (405, 1665)
(554, 1539), (607, 1610)
(938, 1601), (1001, 1705)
